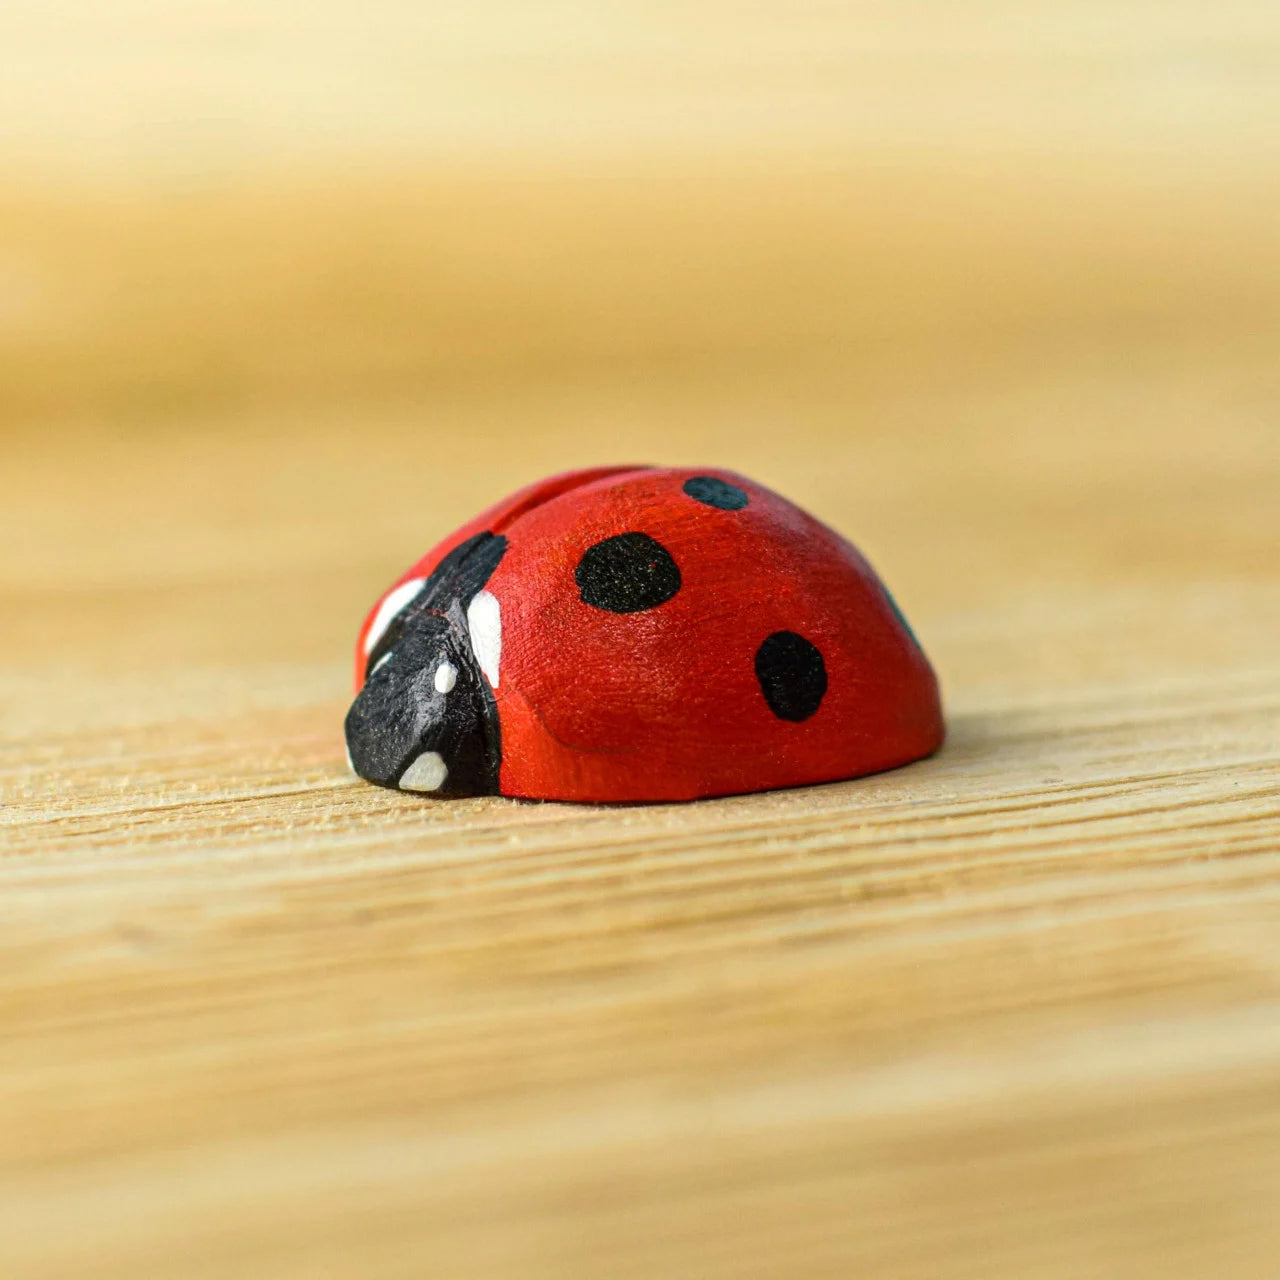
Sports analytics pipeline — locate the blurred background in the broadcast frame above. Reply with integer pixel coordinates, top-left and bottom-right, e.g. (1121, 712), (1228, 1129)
(2, 1), (1278, 701)
(4, 9), (1280, 1278)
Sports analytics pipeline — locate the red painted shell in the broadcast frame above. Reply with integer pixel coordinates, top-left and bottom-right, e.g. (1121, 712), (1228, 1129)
(349, 466), (943, 802)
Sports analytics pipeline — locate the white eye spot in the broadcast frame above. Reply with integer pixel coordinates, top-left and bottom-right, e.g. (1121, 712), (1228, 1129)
(467, 590), (502, 688)
(434, 661), (458, 694)
(398, 751), (448, 792)
(363, 578), (427, 656)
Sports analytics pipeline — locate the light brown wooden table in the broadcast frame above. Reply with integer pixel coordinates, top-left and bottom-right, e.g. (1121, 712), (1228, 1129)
(3, 5), (1280, 1275)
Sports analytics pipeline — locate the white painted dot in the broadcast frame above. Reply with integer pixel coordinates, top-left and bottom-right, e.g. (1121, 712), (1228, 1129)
(363, 578), (427, 656)
(398, 751), (448, 792)
(434, 661), (458, 694)
(467, 590), (502, 688)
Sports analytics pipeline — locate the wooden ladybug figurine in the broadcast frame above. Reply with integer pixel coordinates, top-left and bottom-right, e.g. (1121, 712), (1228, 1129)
(346, 466), (944, 802)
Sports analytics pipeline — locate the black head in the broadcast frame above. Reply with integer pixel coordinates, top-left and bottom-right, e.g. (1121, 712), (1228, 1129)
(344, 533), (506, 797)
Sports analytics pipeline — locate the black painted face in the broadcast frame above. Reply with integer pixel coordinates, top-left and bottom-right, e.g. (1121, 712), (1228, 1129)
(345, 533), (506, 797)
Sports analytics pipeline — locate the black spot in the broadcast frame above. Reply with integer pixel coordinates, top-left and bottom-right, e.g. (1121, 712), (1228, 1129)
(683, 475), (748, 511)
(882, 585), (921, 649)
(755, 631), (827, 721)
(576, 532), (682, 613)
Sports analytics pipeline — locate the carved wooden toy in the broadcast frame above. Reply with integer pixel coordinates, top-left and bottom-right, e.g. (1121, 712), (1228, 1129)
(345, 466), (944, 801)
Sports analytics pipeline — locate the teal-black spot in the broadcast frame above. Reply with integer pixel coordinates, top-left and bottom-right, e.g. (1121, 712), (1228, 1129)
(683, 475), (749, 511)
(883, 586), (921, 649)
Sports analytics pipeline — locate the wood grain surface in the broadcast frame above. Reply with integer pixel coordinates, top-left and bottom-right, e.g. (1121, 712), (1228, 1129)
(3, 4), (1280, 1276)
